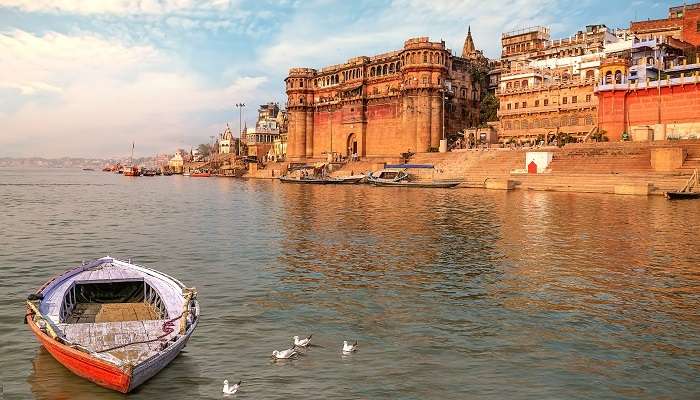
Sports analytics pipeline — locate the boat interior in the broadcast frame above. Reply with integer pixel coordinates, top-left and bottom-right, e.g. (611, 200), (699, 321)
(59, 280), (167, 324)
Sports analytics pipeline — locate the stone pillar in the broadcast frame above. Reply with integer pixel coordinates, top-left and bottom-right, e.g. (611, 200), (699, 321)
(416, 93), (431, 152)
(305, 110), (314, 158)
(430, 94), (441, 149)
(294, 110), (306, 159)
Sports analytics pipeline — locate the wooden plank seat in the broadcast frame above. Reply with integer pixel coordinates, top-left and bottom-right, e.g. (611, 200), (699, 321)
(64, 303), (160, 323)
(57, 320), (176, 364)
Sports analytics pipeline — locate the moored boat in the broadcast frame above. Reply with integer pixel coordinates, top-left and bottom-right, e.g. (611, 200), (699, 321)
(122, 166), (139, 176)
(279, 175), (331, 184)
(190, 170), (211, 177)
(367, 165), (460, 188)
(25, 257), (199, 393)
(326, 174), (366, 184)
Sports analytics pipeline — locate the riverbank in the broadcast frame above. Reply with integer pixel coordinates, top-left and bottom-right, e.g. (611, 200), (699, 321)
(246, 140), (700, 196)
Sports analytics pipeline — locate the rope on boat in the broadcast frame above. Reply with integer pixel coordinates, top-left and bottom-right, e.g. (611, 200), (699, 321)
(95, 311), (186, 354)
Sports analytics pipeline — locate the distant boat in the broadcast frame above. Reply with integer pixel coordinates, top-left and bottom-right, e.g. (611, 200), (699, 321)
(326, 174), (366, 184)
(123, 141), (138, 177)
(25, 257), (199, 393)
(190, 170), (210, 177)
(82, 168), (95, 171)
(367, 166), (460, 188)
(665, 169), (700, 200)
(123, 166), (139, 177)
(142, 169), (156, 177)
(279, 175), (331, 184)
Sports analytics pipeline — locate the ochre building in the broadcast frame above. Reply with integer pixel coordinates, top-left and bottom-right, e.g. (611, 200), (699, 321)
(285, 30), (486, 160)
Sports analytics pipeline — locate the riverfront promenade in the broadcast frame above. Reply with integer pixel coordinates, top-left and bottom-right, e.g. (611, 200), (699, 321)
(242, 140), (700, 196)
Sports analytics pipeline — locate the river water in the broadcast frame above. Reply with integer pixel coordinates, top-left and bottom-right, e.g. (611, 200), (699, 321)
(1, 168), (699, 399)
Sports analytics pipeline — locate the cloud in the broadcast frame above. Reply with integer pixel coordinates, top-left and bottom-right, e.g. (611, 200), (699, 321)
(259, 0), (564, 75)
(0, 29), (267, 157)
(0, 0), (237, 16)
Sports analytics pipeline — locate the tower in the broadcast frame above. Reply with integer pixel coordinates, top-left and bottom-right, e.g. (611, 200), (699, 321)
(462, 26), (478, 59)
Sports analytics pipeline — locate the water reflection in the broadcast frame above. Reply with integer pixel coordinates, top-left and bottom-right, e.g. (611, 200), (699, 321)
(3, 169), (700, 399)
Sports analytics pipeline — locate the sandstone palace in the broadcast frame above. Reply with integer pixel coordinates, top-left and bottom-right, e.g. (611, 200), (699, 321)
(285, 29), (487, 160)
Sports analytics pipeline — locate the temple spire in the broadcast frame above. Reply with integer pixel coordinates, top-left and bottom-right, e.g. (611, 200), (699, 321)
(462, 25), (476, 58)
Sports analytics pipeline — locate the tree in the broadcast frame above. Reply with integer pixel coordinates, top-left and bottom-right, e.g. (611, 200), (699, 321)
(480, 93), (499, 125)
(197, 143), (213, 158)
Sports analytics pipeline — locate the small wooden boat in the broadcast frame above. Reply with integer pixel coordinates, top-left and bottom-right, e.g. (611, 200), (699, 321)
(665, 169), (699, 200)
(142, 169), (156, 177)
(367, 167), (460, 188)
(123, 166), (139, 177)
(326, 174), (366, 184)
(664, 191), (700, 200)
(190, 171), (211, 177)
(279, 175), (331, 184)
(25, 257), (199, 393)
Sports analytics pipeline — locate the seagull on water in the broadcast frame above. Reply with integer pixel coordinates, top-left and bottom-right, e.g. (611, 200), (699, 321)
(342, 340), (358, 354)
(293, 334), (312, 348)
(272, 347), (298, 359)
(223, 379), (241, 395)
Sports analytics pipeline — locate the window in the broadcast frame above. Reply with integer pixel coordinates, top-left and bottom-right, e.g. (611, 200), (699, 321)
(586, 94), (591, 102)
(515, 103), (519, 109)
(535, 100), (540, 107)
(572, 96), (577, 104)
(562, 97), (568, 105)
(697, 20), (700, 32)
(544, 99), (549, 106)
(422, 76), (428, 84)
(507, 103), (512, 110)
(522, 101), (526, 108)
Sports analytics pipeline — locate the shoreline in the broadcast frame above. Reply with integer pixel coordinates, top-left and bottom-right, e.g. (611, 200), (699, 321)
(237, 140), (699, 197)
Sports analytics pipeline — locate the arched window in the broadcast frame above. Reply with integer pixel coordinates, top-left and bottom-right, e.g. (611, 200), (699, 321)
(585, 70), (594, 80)
(614, 70), (622, 84)
(506, 82), (512, 89)
(300, 80), (304, 87)
(514, 81), (520, 89)
(522, 80), (528, 88)
(397, 61), (401, 70)
(430, 53), (435, 63)
(605, 71), (612, 84)
(383, 65), (388, 75)
(389, 63), (395, 74)
(423, 52), (428, 63)
(370, 67), (375, 77)
(461, 88), (466, 97)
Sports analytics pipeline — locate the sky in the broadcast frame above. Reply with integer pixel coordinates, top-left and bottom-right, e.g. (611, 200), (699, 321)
(0, 0), (670, 158)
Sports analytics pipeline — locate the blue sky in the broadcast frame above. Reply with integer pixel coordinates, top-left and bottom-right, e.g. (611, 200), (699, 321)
(0, 0), (669, 158)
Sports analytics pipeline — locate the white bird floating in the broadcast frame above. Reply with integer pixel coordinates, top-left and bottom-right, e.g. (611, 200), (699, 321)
(272, 347), (298, 359)
(342, 340), (358, 354)
(293, 334), (312, 347)
(223, 379), (241, 395)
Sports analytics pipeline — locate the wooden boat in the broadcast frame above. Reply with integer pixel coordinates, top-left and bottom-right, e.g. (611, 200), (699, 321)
(665, 191), (700, 200)
(142, 169), (156, 177)
(326, 174), (366, 184)
(122, 166), (139, 176)
(665, 169), (699, 200)
(367, 167), (460, 188)
(25, 257), (199, 393)
(190, 170), (211, 177)
(279, 175), (331, 184)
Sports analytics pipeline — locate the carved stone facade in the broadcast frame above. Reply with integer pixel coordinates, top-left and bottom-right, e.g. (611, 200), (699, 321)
(285, 33), (486, 160)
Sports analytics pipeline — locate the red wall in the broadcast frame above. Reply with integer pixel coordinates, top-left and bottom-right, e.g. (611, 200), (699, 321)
(597, 83), (700, 140)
